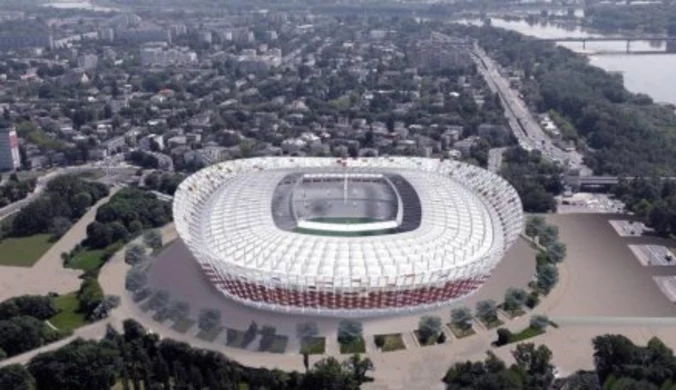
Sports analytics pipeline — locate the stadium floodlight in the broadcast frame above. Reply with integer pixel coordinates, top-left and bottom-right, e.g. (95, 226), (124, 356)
(173, 157), (523, 317)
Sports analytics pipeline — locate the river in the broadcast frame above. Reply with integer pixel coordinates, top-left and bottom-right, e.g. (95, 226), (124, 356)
(468, 18), (676, 105)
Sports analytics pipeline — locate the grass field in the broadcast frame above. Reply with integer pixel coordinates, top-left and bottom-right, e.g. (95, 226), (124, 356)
(49, 292), (87, 331)
(376, 333), (406, 352)
(508, 326), (545, 344)
(339, 337), (366, 354)
(67, 242), (123, 273)
(308, 217), (382, 224)
(0, 234), (53, 267)
(294, 227), (396, 237)
(300, 337), (326, 354)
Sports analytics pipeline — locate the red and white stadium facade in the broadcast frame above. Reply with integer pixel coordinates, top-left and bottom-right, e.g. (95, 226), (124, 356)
(173, 157), (523, 317)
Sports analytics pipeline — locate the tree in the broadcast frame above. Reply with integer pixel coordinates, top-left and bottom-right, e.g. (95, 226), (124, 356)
(539, 225), (560, 247)
(48, 217), (72, 239)
(28, 339), (120, 390)
(337, 319), (363, 346)
(417, 315), (442, 344)
(78, 277), (104, 314)
(198, 308), (221, 332)
(450, 306), (473, 331)
(125, 244), (147, 265)
(72, 192), (92, 216)
(345, 354), (374, 384)
(530, 315), (550, 331)
(109, 221), (129, 243)
(503, 288), (527, 314)
(296, 321), (319, 342)
(148, 290), (170, 311)
(86, 221), (113, 249)
(547, 241), (567, 263)
(0, 316), (44, 356)
(168, 301), (190, 321)
(0, 364), (36, 390)
(143, 229), (162, 251)
(125, 266), (148, 292)
(0, 295), (58, 320)
(476, 299), (498, 323)
(495, 328), (512, 346)
(537, 263), (559, 294)
(525, 215), (546, 238)
(512, 343), (554, 388)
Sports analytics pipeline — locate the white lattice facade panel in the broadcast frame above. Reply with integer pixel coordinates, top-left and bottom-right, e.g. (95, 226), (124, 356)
(173, 157), (523, 317)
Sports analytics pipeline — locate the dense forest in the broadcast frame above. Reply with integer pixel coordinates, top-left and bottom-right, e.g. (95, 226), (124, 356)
(500, 146), (563, 212)
(472, 25), (676, 176)
(0, 319), (373, 390)
(6, 175), (108, 238)
(613, 177), (676, 237)
(0, 173), (36, 208)
(85, 188), (172, 249)
(0, 295), (70, 360)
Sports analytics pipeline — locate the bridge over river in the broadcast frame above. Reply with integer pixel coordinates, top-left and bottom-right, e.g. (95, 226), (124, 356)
(532, 36), (676, 54)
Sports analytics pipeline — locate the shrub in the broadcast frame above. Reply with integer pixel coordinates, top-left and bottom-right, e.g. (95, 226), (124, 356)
(450, 306), (473, 330)
(197, 308), (221, 332)
(78, 278), (104, 314)
(125, 266), (148, 292)
(148, 290), (170, 311)
(124, 244), (147, 265)
(132, 287), (152, 303)
(243, 321), (258, 346)
(168, 301), (190, 321)
(525, 291), (540, 309)
(530, 314), (550, 331)
(476, 300), (498, 323)
(496, 328), (512, 346)
(503, 288), (527, 313)
(374, 335), (385, 349)
(417, 316), (442, 344)
(296, 321), (319, 342)
(337, 319), (363, 345)
(437, 332), (447, 344)
(143, 229), (163, 251)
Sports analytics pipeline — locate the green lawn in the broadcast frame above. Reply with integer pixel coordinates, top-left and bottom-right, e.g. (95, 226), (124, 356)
(376, 334), (406, 352)
(294, 227), (397, 237)
(339, 337), (366, 354)
(508, 326), (546, 344)
(300, 337), (326, 354)
(308, 217), (382, 224)
(49, 292), (87, 331)
(67, 242), (123, 273)
(0, 234), (53, 267)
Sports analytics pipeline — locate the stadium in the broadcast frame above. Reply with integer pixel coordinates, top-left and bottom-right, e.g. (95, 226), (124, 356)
(173, 157), (523, 317)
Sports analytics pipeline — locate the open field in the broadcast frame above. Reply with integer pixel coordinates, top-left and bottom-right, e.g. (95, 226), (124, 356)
(0, 234), (53, 267)
(546, 214), (676, 317)
(49, 292), (87, 331)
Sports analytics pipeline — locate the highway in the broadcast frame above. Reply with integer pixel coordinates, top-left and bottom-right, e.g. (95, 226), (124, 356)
(472, 45), (592, 176)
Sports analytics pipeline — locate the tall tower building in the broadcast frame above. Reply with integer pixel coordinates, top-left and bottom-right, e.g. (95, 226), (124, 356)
(0, 128), (21, 170)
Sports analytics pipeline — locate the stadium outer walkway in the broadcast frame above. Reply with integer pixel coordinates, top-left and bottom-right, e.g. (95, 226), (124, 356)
(8, 219), (676, 389)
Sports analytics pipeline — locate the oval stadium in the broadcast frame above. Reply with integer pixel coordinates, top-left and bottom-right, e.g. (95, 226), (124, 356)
(173, 157), (523, 317)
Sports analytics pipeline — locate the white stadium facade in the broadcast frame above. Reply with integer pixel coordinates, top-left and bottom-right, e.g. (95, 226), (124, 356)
(173, 157), (523, 317)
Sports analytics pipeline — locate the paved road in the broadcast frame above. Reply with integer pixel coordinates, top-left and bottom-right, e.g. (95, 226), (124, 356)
(472, 45), (592, 176)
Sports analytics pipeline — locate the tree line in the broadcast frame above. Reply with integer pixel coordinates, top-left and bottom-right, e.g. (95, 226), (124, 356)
(0, 173), (36, 208)
(613, 177), (676, 237)
(5, 175), (108, 239)
(469, 24), (676, 176)
(499, 146), (563, 213)
(0, 319), (373, 390)
(85, 188), (172, 249)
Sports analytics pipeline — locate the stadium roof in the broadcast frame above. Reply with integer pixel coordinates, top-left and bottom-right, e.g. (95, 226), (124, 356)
(174, 157), (522, 289)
